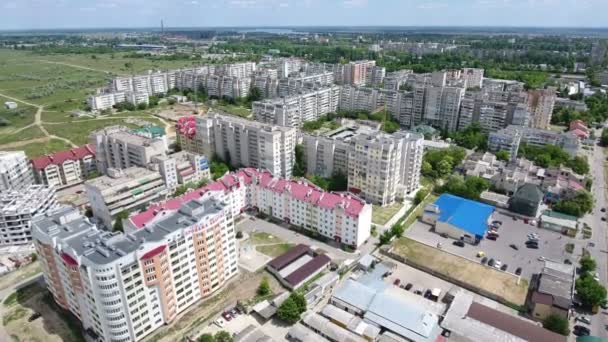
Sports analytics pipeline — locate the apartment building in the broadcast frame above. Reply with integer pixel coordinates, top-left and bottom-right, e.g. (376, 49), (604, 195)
(194, 113), (296, 178)
(253, 75), (279, 98)
(0, 151), (34, 192)
(489, 125), (579, 159)
(91, 126), (168, 174)
(342, 60), (377, 86)
(366, 65), (386, 86)
(423, 86), (465, 132)
(482, 78), (526, 93)
(151, 152), (210, 190)
(85, 167), (168, 228)
(528, 88), (557, 130)
(31, 144), (96, 189)
(32, 197), (238, 342)
(277, 72), (335, 97)
(384, 70), (414, 90)
(304, 125), (424, 205)
(277, 58), (307, 78)
(339, 86), (387, 113)
(252, 86), (340, 127)
(175, 116), (204, 154)
(461, 68), (484, 89)
(0, 185), (57, 246)
(127, 168), (372, 248)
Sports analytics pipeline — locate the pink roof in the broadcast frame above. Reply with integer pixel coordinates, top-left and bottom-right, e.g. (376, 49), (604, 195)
(140, 245), (166, 260)
(568, 179), (584, 192)
(31, 144), (95, 170)
(129, 168), (367, 228)
(569, 120), (588, 132)
(61, 253), (78, 266)
(570, 128), (589, 138)
(176, 116), (197, 139)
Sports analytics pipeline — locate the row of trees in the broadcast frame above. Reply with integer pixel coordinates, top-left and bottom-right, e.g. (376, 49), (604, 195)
(437, 175), (490, 201)
(305, 173), (348, 192)
(421, 146), (467, 180)
(518, 143), (590, 175)
(553, 190), (594, 218)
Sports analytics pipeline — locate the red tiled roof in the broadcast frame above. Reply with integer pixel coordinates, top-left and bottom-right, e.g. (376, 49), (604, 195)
(267, 244), (311, 271)
(31, 144), (95, 170)
(61, 253), (78, 266)
(284, 254), (331, 287)
(571, 128), (589, 138)
(467, 302), (566, 342)
(140, 245), (166, 260)
(176, 116), (197, 139)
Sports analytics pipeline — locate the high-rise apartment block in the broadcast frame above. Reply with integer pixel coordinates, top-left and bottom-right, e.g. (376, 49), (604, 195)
(194, 114), (296, 178)
(527, 88), (557, 130)
(31, 144), (97, 189)
(277, 72), (335, 97)
(85, 167), (168, 228)
(423, 86), (465, 132)
(0, 185), (57, 245)
(304, 125), (423, 206)
(252, 86), (340, 127)
(90, 126), (168, 174)
(151, 152), (210, 191)
(0, 151), (34, 192)
(461, 68), (484, 89)
(32, 196), (238, 342)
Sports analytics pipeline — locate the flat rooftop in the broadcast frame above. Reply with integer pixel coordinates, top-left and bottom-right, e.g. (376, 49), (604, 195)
(0, 185), (55, 214)
(85, 167), (160, 190)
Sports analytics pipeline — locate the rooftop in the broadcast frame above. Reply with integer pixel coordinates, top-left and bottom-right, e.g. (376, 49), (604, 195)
(32, 197), (226, 265)
(267, 244), (311, 271)
(0, 185), (56, 214)
(31, 144), (95, 170)
(432, 194), (495, 237)
(535, 261), (574, 309)
(85, 167), (160, 190)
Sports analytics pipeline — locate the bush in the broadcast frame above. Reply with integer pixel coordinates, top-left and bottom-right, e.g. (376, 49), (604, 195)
(257, 276), (271, 296)
(576, 275), (607, 307)
(277, 292), (307, 324)
(543, 314), (570, 335)
(413, 189), (428, 205)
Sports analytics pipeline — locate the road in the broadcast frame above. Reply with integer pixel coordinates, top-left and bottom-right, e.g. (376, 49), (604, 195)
(581, 136), (608, 338)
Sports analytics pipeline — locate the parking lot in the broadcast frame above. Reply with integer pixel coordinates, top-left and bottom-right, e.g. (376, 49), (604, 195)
(199, 310), (291, 341)
(405, 211), (587, 280)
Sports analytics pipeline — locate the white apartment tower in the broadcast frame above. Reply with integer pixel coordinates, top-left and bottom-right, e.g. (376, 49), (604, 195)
(32, 197), (238, 342)
(0, 151), (34, 192)
(528, 88), (557, 130)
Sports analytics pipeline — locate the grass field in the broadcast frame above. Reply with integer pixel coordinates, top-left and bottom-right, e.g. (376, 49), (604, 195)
(213, 104), (252, 118)
(44, 117), (160, 145)
(0, 96), (37, 134)
(256, 243), (295, 258)
(0, 126), (45, 145)
(372, 203), (404, 226)
(20, 139), (74, 158)
(392, 237), (528, 306)
(249, 232), (282, 245)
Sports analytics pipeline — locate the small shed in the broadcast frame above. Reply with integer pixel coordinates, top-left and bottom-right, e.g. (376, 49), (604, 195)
(4, 101), (17, 110)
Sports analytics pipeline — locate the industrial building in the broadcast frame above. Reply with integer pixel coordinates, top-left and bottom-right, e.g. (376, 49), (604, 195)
(266, 244), (331, 290)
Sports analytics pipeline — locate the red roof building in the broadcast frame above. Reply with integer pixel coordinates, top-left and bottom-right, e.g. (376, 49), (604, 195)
(30, 144), (97, 189)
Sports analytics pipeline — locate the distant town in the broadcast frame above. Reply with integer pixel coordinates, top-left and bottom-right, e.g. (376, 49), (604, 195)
(0, 24), (607, 342)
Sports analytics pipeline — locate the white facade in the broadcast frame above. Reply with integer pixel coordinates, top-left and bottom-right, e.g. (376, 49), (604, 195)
(0, 185), (57, 245)
(31, 144), (97, 189)
(32, 197), (238, 342)
(152, 152), (211, 190)
(0, 151), (34, 192)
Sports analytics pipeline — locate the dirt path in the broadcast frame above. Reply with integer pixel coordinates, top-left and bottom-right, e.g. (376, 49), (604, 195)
(0, 137), (50, 149)
(37, 59), (120, 75)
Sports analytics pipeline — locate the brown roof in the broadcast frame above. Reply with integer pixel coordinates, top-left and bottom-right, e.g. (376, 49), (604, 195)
(467, 302), (567, 342)
(284, 254), (331, 287)
(267, 244), (311, 271)
(531, 291), (554, 306)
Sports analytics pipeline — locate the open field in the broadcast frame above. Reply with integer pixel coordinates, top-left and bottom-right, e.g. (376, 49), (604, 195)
(372, 202), (404, 226)
(212, 104), (252, 118)
(44, 117), (162, 145)
(0, 126), (45, 146)
(391, 237), (528, 306)
(1, 281), (83, 342)
(249, 232), (282, 245)
(19, 139), (74, 158)
(0, 262), (41, 292)
(0, 95), (37, 134)
(256, 243), (295, 258)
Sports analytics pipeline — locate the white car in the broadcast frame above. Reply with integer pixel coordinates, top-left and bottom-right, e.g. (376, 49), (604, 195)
(577, 316), (592, 325)
(594, 273), (600, 282)
(214, 318), (225, 328)
(538, 256), (545, 261)
(494, 261), (502, 269)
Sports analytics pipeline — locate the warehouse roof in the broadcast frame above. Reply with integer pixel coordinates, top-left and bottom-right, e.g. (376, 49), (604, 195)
(267, 244), (311, 271)
(433, 194), (495, 237)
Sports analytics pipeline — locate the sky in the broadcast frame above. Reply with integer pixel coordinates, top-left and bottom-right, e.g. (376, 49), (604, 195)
(1, 0), (607, 30)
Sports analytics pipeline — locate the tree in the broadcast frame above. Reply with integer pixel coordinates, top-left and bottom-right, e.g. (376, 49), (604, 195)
(199, 334), (215, 342)
(214, 331), (233, 342)
(30, 253), (38, 262)
(495, 150), (510, 162)
(293, 144), (306, 177)
(414, 189), (428, 205)
(553, 190), (593, 217)
(576, 275), (607, 307)
(257, 276), (271, 296)
(421, 161), (433, 176)
(290, 292), (307, 313)
(566, 156), (590, 175)
(247, 86), (263, 103)
(276, 297), (302, 324)
(436, 159), (453, 178)
(580, 256), (597, 274)
(543, 314), (570, 335)
(113, 210), (129, 232)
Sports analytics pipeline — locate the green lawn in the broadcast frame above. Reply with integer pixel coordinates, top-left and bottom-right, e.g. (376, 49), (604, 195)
(256, 243), (295, 258)
(0, 125), (45, 145)
(0, 96), (37, 134)
(213, 104), (252, 118)
(20, 139), (73, 158)
(372, 202), (404, 226)
(44, 117), (161, 145)
(249, 232), (282, 245)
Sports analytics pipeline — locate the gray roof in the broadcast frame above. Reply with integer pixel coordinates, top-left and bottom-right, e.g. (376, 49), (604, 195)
(301, 312), (366, 342)
(332, 279), (376, 311)
(32, 197), (226, 265)
(288, 324), (330, 342)
(537, 262), (574, 309)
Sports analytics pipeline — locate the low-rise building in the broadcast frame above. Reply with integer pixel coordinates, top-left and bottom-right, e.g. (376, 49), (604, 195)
(31, 144), (96, 189)
(0, 151), (35, 192)
(266, 244), (331, 290)
(0, 185), (57, 246)
(489, 125), (580, 158)
(508, 183), (544, 217)
(85, 167), (168, 228)
(540, 210), (578, 236)
(32, 196), (238, 342)
(529, 261), (575, 321)
(4, 101), (17, 109)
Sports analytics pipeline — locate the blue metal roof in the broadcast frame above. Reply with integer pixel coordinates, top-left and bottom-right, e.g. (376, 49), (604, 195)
(434, 194), (495, 238)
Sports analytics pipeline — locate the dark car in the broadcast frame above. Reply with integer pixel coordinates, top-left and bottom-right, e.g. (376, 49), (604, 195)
(424, 289), (432, 299)
(573, 325), (591, 336)
(526, 244), (539, 249)
(440, 233), (448, 238)
(564, 259), (572, 265)
(488, 258), (495, 267)
(515, 267), (522, 275)
(602, 217), (606, 222)
(481, 256), (488, 264)
(486, 235), (497, 241)
(28, 312), (41, 322)
(414, 289), (423, 295)
(500, 264), (508, 271)
(601, 208), (606, 212)
(509, 244), (518, 250)
(405, 283), (413, 291)
(453, 240), (465, 247)
(393, 278), (401, 286)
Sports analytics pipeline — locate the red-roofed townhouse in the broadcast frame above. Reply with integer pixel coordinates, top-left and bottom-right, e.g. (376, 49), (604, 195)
(31, 144), (96, 189)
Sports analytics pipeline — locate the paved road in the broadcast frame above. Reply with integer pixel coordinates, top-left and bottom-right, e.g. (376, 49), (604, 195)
(581, 137), (608, 337)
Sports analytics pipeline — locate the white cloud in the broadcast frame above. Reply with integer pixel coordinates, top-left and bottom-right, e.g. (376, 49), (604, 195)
(229, 0), (258, 8)
(343, 0), (368, 8)
(417, 2), (448, 9)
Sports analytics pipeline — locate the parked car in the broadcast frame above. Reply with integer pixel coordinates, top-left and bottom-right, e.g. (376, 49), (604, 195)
(509, 244), (518, 250)
(424, 289), (432, 299)
(488, 258), (495, 267)
(222, 312), (232, 321)
(515, 267), (522, 275)
(481, 256), (488, 264)
(214, 318), (225, 328)
(601, 208), (606, 213)
(500, 264), (508, 271)
(573, 325), (591, 336)
(440, 233), (448, 238)
(405, 283), (413, 291)
(602, 217), (606, 222)
(28, 312), (41, 322)
(486, 235), (497, 241)
(564, 259), (572, 265)
(523, 218), (529, 224)
(576, 316), (591, 325)
(453, 240), (465, 247)
(393, 278), (401, 286)
(494, 260), (502, 269)
(399, 284), (406, 289)
(594, 273), (600, 282)
(492, 220), (503, 226)
(414, 289), (423, 295)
